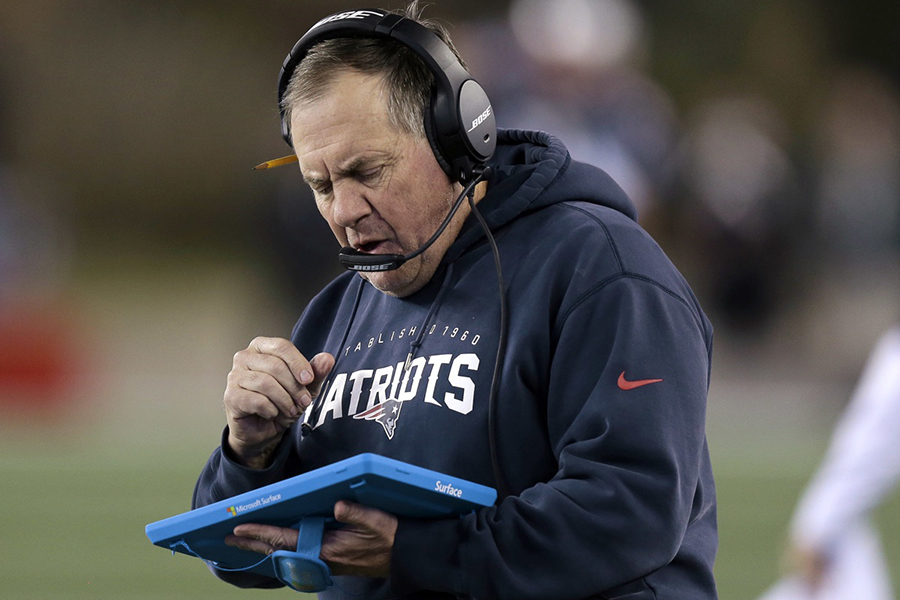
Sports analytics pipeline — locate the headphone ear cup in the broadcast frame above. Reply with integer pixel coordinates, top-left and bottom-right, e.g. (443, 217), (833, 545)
(423, 94), (456, 182)
(457, 80), (496, 162)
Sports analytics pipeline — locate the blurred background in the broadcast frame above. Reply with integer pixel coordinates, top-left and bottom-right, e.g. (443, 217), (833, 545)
(0, 0), (898, 598)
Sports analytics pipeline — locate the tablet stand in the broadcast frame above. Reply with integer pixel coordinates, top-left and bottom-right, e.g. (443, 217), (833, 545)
(271, 516), (334, 592)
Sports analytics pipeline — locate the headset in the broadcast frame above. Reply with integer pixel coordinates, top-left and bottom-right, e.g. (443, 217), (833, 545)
(276, 8), (497, 272)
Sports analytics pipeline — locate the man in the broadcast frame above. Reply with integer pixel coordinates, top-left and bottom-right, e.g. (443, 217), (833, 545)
(757, 323), (900, 600)
(193, 4), (718, 598)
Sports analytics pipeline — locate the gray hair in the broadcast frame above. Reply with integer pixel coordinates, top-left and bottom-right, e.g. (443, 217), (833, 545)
(281, 1), (466, 142)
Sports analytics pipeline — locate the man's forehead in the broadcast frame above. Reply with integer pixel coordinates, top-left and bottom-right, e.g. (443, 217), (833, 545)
(290, 71), (389, 131)
(300, 148), (399, 183)
(292, 81), (398, 159)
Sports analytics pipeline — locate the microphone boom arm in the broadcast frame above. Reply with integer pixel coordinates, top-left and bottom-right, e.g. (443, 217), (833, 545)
(338, 167), (491, 272)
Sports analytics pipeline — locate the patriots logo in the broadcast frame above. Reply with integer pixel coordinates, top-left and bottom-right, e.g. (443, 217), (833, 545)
(353, 398), (406, 440)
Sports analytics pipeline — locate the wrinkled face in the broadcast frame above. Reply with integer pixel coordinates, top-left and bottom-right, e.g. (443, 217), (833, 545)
(290, 70), (464, 297)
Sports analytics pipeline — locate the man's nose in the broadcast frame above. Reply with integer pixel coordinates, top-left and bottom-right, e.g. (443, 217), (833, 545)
(330, 182), (372, 229)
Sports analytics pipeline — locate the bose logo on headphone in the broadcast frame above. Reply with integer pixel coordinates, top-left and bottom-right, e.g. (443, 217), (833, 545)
(311, 9), (385, 30)
(466, 105), (493, 134)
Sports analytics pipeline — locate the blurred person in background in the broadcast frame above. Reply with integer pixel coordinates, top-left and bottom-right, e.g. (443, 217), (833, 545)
(0, 30), (83, 413)
(0, 166), (79, 412)
(192, 3), (718, 599)
(813, 67), (900, 263)
(489, 0), (680, 218)
(758, 323), (900, 600)
(677, 96), (802, 335)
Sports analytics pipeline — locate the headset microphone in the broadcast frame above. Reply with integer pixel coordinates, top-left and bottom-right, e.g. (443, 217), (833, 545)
(338, 167), (491, 272)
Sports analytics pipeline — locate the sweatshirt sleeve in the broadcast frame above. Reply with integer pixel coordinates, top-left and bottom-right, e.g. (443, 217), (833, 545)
(391, 276), (715, 599)
(191, 427), (297, 589)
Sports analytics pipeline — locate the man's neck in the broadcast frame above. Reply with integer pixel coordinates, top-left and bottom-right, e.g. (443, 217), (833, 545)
(473, 180), (488, 204)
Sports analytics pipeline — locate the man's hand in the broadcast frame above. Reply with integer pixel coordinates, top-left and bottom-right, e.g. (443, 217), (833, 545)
(784, 541), (830, 592)
(321, 501), (398, 576)
(224, 501), (398, 578)
(224, 337), (334, 469)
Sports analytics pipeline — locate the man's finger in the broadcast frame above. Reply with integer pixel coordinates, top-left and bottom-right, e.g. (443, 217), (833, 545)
(333, 500), (392, 529)
(237, 351), (306, 401)
(235, 370), (299, 418)
(225, 534), (275, 556)
(248, 337), (315, 391)
(229, 523), (299, 553)
(227, 388), (282, 421)
(333, 500), (364, 525)
(307, 352), (336, 398)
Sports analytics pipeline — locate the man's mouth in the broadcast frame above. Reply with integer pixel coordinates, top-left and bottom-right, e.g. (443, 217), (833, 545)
(355, 240), (387, 254)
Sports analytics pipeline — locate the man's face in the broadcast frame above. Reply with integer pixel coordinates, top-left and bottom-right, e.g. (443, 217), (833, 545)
(290, 70), (462, 297)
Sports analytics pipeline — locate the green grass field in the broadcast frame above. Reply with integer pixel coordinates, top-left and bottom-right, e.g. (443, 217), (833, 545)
(3, 430), (897, 599)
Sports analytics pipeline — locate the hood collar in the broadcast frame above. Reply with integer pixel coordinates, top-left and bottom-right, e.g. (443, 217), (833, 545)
(443, 128), (637, 265)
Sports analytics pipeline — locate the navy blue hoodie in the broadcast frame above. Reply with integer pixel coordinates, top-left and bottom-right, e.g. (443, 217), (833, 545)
(194, 129), (718, 599)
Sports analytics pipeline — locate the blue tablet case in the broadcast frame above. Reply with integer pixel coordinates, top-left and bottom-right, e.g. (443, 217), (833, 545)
(146, 453), (496, 591)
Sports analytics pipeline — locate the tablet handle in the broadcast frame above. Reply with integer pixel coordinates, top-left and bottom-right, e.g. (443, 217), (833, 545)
(271, 516), (334, 592)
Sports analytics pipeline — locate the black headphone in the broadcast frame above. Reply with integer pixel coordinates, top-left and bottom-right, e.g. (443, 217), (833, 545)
(277, 8), (496, 186)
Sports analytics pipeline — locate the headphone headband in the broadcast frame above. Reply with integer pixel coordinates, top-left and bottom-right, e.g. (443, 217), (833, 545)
(277, 8), (496, 183)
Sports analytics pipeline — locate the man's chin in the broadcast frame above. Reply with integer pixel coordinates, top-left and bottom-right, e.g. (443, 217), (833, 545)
(360, 259), (429, 298)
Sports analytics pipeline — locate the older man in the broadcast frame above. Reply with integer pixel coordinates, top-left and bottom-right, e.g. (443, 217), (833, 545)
(193, 4), (718, 599)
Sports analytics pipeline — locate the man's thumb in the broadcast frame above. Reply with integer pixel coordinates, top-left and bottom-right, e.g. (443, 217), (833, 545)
(308, 352), (335, 397)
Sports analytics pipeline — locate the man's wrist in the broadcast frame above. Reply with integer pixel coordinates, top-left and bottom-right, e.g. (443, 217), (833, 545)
(225, 433), (284, 470)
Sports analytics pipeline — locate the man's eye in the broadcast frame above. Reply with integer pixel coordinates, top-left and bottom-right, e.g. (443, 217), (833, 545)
(359, 167), (382, 181)
(313, 183), (332, 196)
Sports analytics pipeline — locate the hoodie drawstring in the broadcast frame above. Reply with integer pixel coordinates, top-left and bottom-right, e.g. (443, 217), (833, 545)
(301, 276), (365, 437)
(404, 262), (455, 373)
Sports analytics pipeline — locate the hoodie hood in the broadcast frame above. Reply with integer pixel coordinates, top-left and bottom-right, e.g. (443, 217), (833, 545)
(444, 128), (638, 264)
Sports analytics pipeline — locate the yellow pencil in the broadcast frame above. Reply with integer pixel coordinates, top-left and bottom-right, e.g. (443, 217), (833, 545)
(253, 154), (298, 170)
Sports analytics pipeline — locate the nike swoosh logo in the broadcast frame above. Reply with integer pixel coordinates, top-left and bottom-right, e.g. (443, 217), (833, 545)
(618, 371), (663, 390)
